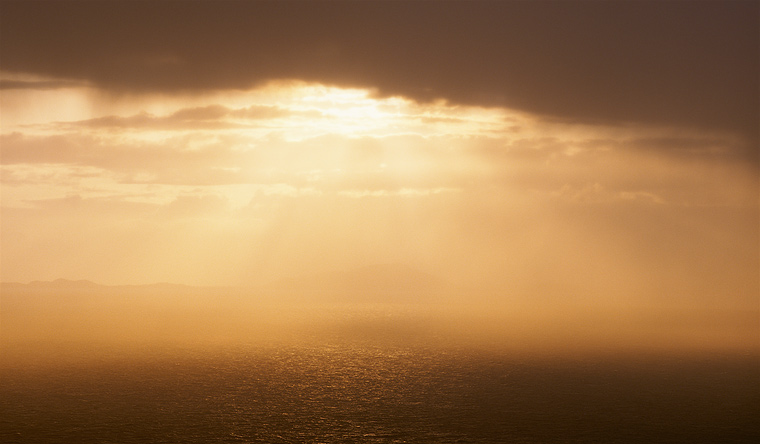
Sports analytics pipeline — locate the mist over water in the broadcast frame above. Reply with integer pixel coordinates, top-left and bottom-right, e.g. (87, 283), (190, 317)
(3, 276), (758, 361)
(2, 279), (759, 443)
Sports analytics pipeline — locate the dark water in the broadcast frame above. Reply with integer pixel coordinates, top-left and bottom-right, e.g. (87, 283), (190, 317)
(1, 345), (758, 443)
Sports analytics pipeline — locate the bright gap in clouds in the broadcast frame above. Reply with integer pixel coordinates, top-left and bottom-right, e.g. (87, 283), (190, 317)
(0, 81), (508, 208)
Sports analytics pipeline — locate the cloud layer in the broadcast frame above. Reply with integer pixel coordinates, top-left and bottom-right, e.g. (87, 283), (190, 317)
(2, 1), (757, 154)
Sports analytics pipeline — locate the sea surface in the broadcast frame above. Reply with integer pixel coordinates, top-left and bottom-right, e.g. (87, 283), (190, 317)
(1, 344), (758, 443)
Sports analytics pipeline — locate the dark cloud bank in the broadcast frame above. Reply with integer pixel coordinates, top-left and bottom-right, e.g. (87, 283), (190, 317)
(2, 1), (757, 158)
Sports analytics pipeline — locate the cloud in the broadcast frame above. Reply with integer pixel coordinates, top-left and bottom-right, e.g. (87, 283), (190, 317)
(551, 183), (666, 205)
(1, 131), (254, 184)
(336, 187), (460, 199)
(0, 79), (88, 90)
(20, 194), (159, 215)
(50, 104), (302, 131)
(467, 124), (759, 208)
(3, 101), (755, 210)
(0, 127), (470, 190)
(1, 0), (756, 153)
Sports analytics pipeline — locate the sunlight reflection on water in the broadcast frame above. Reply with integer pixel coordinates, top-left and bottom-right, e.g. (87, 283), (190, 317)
(1, 344), (758, 443)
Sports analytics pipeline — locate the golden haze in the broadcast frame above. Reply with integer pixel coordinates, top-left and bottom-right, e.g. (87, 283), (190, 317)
(1, 81), (758, 358)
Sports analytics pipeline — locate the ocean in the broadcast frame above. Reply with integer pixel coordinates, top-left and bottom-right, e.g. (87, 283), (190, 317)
(1, 344), (758, 443)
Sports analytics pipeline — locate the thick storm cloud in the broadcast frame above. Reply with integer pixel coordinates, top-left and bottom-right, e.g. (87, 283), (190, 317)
(2, 1), (757, 157)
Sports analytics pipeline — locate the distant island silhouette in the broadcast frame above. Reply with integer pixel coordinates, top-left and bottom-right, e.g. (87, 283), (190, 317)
(1, 263), (452, 303)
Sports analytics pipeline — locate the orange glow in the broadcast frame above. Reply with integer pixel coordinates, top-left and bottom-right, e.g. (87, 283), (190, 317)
(2, 5), (758, 444)
(1, 81), (758, 356)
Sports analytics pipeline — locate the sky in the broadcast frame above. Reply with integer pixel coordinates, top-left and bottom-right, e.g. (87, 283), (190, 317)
(1, 1), (758, 313)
